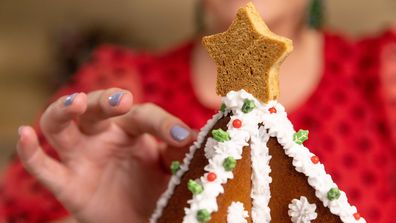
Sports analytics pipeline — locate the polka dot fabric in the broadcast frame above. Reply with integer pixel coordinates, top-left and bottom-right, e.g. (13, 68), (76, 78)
(289, 31), (396, 222)
(1, 31), (396, 222)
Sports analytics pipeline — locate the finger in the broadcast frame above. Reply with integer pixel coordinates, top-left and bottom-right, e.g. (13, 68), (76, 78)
(40, 92), (87, 150)
(78, 88), (133, 134)
(17, 126), (70, 195)
(116, 103), (194, 147)
(159, 130), (198, 173)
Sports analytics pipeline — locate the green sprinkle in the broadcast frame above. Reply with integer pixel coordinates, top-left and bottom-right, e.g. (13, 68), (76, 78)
(188, 179), (203, 195)
(293, 129), (309, 145)
(223, 156), (236, 171)
(327, 187), (341, 201)
(197, 209), (211, 222)
(212, 129), (230, 142)
(220, 103), (226, 113)
(170, 161), (181, 175)
(241, 99), (256, 113)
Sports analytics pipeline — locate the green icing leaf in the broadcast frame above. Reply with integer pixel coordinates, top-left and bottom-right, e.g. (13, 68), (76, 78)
(196, 209), (211, 222)
(220, 103), (226, 113)
(327, 187), (341, 201)
(188, 179), (203, 195)
(223, 156), (236, 171)
(293, 129), (309, 145)
(212, 129), (230, 142)
(241, 99), (256, 113)
(170, 161), (181, 175)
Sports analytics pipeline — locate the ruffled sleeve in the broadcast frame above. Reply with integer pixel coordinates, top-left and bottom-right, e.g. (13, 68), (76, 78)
(0, 45), (144, 223)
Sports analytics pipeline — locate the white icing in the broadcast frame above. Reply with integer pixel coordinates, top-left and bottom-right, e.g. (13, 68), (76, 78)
(150, 89), (366, 223)
(183, 100), (261, 223)
(227, 201), (249, 223)
(288, 196), (317, 223)
(250, 126), (271, 223)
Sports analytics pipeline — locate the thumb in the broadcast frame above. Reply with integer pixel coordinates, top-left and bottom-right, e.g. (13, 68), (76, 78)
(17, 126), (70, 195)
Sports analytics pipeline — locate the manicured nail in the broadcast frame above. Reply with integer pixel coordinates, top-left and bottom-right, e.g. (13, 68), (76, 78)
(108, 92), (124, 106)
(170, 125), (190, 141)
(64, 93), (78, 106)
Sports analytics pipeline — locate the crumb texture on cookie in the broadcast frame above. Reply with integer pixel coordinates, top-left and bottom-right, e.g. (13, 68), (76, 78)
(202, 2), (293, 103)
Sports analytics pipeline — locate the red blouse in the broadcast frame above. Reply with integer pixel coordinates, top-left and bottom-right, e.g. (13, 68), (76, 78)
(1, 31), (396, 222)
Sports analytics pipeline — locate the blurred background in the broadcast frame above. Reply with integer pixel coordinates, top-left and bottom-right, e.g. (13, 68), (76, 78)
(0, 0), (395, 171)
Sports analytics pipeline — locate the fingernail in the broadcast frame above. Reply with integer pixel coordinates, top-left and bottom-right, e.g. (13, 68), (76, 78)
(170, 125), (190, 141)
(108, 92), (124, 106)
(64, 93), (78, 106)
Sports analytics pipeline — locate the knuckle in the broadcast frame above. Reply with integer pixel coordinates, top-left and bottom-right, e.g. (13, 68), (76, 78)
(141, 102), (157, 111)
(134, 103), (157, 115)
(107, 87), (120, 92)
(158, 116), (171, 133)
(107, 87), (129, 94)
(40, 106), (54, 132)
(129, 103), (172, 132)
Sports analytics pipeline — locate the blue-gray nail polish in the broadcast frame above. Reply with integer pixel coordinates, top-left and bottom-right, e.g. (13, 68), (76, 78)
(170, 125), (190, 141)
(108, 92), (124, 106)
(64, 93), (78, 106)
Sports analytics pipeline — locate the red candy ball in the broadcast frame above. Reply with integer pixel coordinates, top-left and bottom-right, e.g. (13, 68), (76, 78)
(232, 119), (242, 128)
(353, 212), (361, 220)
(207, 172), (217, 182)
(269, 107), (277, 114)
(311, 155), (320, 164)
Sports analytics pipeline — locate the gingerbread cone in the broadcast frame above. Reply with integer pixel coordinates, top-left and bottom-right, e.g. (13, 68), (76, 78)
(150, 2), (366, 223)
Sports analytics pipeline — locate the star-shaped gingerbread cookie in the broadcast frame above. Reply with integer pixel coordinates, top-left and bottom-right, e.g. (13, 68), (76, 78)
(203, 2), (293, 103)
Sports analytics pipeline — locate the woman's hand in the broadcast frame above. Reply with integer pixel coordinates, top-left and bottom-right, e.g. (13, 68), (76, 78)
(17, 88), (194, 223)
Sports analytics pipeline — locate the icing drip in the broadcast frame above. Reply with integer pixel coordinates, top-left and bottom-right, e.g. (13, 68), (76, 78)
(227, 201), (249, 223)
(182, 97), (262, 223)
(257, 94), (366, 223)
(288, 196), (317, 223)
(250, 126), (272, 223)
(150, 90), (366, 223)
(149, 113), (223, 223)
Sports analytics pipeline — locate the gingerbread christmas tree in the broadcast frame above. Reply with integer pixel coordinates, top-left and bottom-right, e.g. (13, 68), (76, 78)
(150, 3), (366, 223)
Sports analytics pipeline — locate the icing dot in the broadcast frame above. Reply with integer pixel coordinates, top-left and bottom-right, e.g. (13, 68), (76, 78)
(223, 156), (237, 171)
(212, 129), (231, 142)
(207, 172), (217, 182)
(311, 156), (320, 164)
(220, 103), (226, 112)
(353, 212), (361, 220)
(232, 119), (242, 128)
(241, 99), (256, 113)
(187, 180), (203, 195)
(269, 107), (277, 114)
(197, 209), (211, 222)
(170, 161), (180, 175)
(327, 187), (341, 201)
(288, 196), (317, 222)
(293, 129), (309, 145)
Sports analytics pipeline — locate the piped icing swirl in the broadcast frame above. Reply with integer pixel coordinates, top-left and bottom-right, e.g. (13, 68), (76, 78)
(227, 201), (249, 223)
(288, 196), (317, 223)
